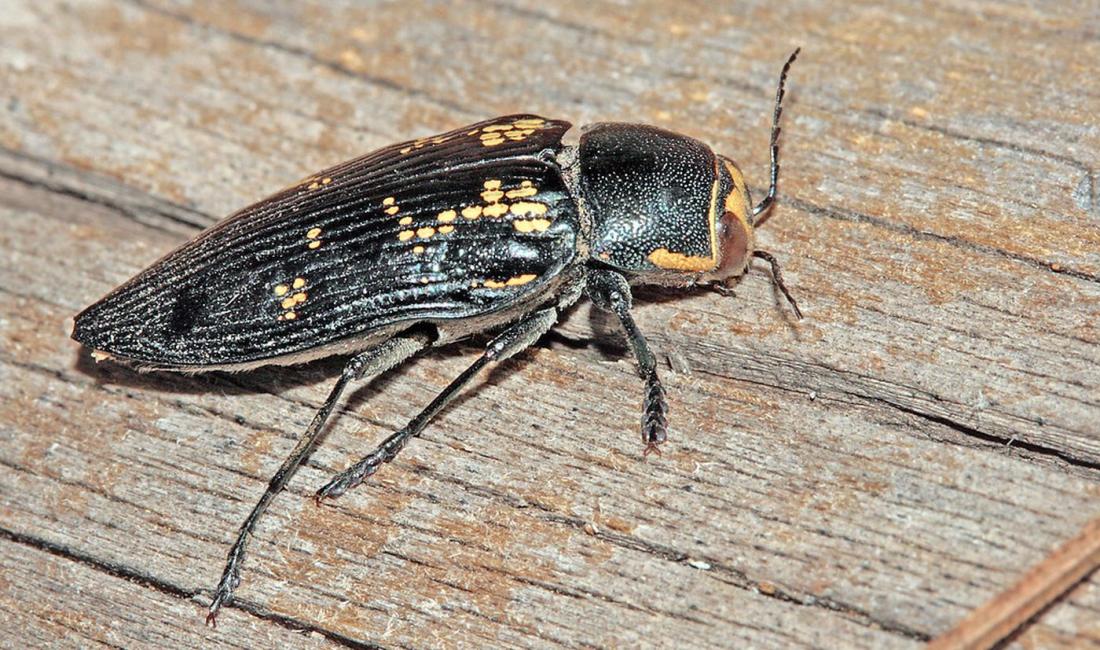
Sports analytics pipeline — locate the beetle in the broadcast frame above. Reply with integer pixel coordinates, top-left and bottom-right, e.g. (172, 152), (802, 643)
(71, 50), (802, 624)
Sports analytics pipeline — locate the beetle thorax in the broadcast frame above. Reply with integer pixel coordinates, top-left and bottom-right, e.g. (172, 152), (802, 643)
(576, 123), (754, 286)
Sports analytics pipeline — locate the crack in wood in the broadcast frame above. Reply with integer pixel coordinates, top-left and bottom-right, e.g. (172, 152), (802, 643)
(887, 401), (1100, 473)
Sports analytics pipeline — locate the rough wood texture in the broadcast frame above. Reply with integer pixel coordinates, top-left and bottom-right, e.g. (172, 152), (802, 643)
(2, 1), (1098, 648)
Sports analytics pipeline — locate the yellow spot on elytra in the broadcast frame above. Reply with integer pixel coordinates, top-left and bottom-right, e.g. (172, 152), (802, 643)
(386, 206), (400, 215)
(277, 283), (309, 319)
(513, 218), (551, 233)
(383, 197), (396, 205)
(438, 224), (454, 234)
(416, 226), (436, 238)
(509, 201), (548, 216)
(399, 216), (413, 225)
(461, 178), (550, 222)
(482, 273), (538, 288)
(322, 177), (332, 185)
(420, 277), (430, 284)
(467, 129), (479, 135)
(398, 230), (415, 241)
(308, 240), (321, 249)
(413, 245), (425, 254)
(438, 209), (456, 223)
(307, 227), (322, 239)
(505, 182), (537, 199)
(647, 248), (716, 272)
(479, 117), (544, 146)
(401, 132), (459, 155)
(308, 181), (321, 190)
(483, 203), (509, 217)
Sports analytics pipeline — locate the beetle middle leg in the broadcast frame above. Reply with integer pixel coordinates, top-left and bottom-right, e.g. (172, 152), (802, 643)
(586, 269), (668, 455)
(206, 333), (429, 625)
(315, 306), (560, 502)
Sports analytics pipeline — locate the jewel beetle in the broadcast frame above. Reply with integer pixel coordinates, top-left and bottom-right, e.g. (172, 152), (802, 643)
(72, 49), (802, 624)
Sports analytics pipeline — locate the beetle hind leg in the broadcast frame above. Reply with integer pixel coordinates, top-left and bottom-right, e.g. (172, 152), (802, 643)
(315, 306), (560, 502)
(205, 334), (428, 625)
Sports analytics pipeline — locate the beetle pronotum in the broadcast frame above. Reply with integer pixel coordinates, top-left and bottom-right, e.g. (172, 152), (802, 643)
(72, 50), (802, 623)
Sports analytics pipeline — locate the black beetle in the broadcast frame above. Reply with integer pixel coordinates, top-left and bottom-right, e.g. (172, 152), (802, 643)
(72, 50), (802, 623)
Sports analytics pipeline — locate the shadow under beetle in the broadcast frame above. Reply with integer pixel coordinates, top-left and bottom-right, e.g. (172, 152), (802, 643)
(72, 50), (802, 623)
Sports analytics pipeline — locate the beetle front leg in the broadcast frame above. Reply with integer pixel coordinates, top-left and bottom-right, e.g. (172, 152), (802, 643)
(586, 269), (668, 455)
(315, 306), (561, 502)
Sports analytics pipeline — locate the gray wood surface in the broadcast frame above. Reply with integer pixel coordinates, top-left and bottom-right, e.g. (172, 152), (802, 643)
(1, 1), (1098, 648)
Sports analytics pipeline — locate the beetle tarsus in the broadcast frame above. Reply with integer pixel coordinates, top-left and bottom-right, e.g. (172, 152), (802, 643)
(642, 374), (668, 453)
(206, 557), (241, 626)
(587, 270), (671, 455)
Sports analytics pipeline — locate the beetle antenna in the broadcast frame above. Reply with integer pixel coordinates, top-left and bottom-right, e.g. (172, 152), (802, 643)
(752, 47), (800, 226)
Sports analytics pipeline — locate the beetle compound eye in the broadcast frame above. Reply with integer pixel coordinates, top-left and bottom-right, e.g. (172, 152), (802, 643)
(715, 210), (753, 280)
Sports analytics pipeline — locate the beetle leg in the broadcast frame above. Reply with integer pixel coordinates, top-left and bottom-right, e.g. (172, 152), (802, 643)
(586, 269), (668, 456)
(752, 250), (803, 319)
(206, 334), (428, 626)
(315, 306), (560, 502)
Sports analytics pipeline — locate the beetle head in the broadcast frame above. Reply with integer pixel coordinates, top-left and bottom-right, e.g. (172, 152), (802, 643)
(699, 155), (755, 284)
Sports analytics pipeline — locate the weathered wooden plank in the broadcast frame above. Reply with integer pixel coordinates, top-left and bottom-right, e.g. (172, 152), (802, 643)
(0, 537), (343, 649)
(1, 0), (1098, 647)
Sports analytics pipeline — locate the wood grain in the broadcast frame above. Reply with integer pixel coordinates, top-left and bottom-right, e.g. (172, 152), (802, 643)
(1, 1), (1098, 648)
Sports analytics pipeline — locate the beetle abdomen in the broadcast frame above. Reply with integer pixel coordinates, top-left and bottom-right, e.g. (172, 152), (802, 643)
(73, 115), (580, 369)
